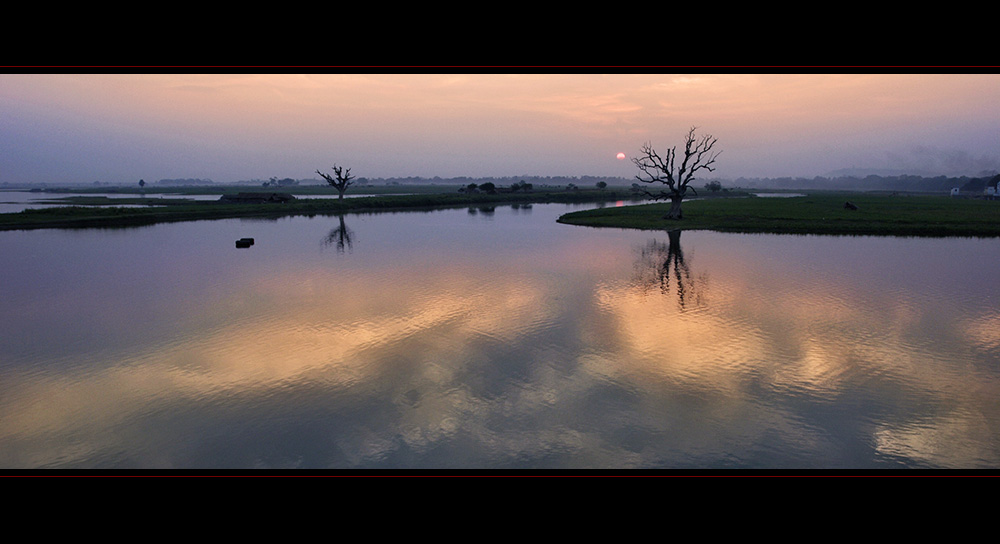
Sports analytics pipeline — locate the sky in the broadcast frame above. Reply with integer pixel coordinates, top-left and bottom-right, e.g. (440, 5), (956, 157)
(2, 72), (1000, 185)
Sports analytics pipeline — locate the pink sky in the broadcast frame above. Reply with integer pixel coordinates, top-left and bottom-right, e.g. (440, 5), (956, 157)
(2, 73), (999, 184)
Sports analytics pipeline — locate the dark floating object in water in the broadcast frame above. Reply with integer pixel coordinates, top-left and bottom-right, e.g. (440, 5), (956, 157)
(844, 201), (859, 210)
(236, 237), (255, 248)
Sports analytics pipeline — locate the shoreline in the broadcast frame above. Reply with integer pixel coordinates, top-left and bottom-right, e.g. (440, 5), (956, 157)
(5, 188), (998, 238)
(0, 189), (651, 231)
(556, 192), (1000, 238)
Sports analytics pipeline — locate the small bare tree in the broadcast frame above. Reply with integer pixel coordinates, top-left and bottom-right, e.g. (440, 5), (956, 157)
(316, 164), (355, 200)
(633, 127), (720, 220)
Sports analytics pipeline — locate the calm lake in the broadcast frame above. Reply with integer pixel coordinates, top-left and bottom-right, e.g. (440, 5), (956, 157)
(2, 201), (999, 469)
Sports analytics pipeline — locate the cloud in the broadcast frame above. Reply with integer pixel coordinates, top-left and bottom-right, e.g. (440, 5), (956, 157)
(5, 73), (1000, 183)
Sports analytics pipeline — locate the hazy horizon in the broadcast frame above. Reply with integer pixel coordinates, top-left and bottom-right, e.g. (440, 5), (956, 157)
(3, 73), (999, 185)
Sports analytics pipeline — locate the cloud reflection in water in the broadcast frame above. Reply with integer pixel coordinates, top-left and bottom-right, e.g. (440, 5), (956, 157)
(2, 208), (1000, 468)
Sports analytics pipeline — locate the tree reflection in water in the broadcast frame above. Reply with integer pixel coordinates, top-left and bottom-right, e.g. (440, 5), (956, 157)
(632, 229), (707, 310)
(467, 205), (496, 217)
(323, 215), (354, 253)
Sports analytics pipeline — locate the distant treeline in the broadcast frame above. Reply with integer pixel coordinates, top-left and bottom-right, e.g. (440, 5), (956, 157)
(181, 175), (633, 187)
(351, 175), (632, 187)
(318, 173), (1000, 193)
(148, 175), (635, 188)
(731, 173), (1000, 193)
(156, 178), (215, 185)
(13, 173), (1000, 193)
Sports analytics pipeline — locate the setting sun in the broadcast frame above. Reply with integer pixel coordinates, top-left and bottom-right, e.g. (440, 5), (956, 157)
(617, 152), (626, 160)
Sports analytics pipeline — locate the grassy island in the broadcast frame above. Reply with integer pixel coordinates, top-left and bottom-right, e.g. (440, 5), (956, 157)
(556, 192), (1000, 237)
(0, 187), (647, 231)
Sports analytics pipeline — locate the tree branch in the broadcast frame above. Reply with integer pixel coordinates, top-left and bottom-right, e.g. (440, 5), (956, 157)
(633, 127), (719, 201)
(317, 164), (355, 198)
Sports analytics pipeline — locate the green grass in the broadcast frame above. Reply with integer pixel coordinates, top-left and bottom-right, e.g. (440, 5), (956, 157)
(557, 192), (1000, 237)
(15, 184), (461, 196)
(0, 188), (646, 230)
(30, 196), (202, 206)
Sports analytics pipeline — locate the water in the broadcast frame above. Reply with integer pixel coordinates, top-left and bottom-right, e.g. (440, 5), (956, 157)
(1, 202), (998, 469)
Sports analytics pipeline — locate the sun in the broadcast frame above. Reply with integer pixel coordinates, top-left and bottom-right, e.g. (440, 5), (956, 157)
(616, 152), (626, 160)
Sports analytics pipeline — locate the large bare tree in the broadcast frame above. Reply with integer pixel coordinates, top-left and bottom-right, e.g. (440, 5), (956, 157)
(316, 164), (355, 200)
(633, 127), (720, 220)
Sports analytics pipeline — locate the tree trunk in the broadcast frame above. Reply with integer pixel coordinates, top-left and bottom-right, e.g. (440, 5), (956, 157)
(663, 195), (684, 219)
(338, 190), (345, 200)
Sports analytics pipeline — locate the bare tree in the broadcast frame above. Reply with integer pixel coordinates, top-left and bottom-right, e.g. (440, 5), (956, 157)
(633, 127), (720, 220)
(316, 164), (355, 200)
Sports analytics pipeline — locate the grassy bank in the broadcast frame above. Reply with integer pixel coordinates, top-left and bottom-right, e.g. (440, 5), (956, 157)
(0, 188), (646, 231)
(18, 184), (462, 196)
(556, 192), (1000, 237)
